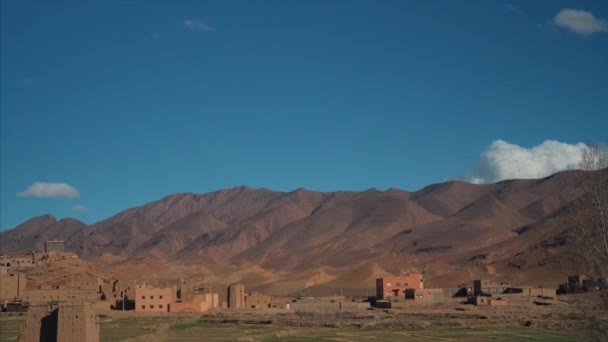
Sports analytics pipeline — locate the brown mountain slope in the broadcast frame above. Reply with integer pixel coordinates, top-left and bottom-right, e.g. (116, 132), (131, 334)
(1, 169), (605, 295)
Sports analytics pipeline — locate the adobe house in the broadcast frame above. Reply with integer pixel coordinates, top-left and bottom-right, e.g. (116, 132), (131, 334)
(473, 279), (509, 296)
(181, 289), (219, 309)
(245, 292), (272, 309)
(376, 274), (423, 300)
(135, 283), (176, 312)
(19, 303), (99, 342)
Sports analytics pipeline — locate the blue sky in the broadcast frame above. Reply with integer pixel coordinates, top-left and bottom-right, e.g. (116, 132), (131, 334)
(1, 1), (607, 229)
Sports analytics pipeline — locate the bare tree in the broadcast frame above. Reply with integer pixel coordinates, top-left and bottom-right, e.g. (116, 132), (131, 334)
(570, 145), (608, 284)
(565, 145), (608, 340)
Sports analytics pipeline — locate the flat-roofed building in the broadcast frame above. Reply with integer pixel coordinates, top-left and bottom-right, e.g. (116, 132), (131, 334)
(135, 284), (175, 312)
(376, 274), (423, 300)
(45, 240), (66, 254)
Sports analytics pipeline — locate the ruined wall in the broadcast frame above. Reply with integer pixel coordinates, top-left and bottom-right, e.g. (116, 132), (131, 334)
(19, 303), (99, 342)
(19, 304), (58, 342)
(56, 303), (99, 342)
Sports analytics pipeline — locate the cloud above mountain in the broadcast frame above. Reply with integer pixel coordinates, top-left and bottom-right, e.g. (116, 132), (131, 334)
(17, 182), (80, 198)
(466, 140), (588, 184)
(554, 8), (608, 36)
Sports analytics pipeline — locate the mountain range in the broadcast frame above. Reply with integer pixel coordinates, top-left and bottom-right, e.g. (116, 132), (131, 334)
(1, 169), (605, 295)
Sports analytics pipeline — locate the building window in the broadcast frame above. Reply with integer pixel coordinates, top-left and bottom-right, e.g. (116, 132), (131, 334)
(150, 295), (154, 299)
(142, 296), (146, 299)
(142, 305), (146, 309)
(150, 305), (154, 309)
(159, 295), (163, 299)
(159, 304), (163, 309)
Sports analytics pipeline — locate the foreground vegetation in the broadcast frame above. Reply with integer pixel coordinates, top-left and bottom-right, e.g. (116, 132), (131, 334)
(1, 311), (577, 342)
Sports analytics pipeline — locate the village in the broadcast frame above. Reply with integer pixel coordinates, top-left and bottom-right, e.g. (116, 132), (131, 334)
(0, 240), (599, 341)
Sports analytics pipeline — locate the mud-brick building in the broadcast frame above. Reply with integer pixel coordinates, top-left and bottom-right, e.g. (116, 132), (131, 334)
(245, 292), (272, 309)
(227, 283), (245, 309)
(0, 272), (26, 307)
(19, 302), (99, 342)
(408, 288), (444, 305)
(135, 283), (176, 312)
(376, 274), (423, 300)
(44, 240), (66, 254)
(473, 280), (509, 296)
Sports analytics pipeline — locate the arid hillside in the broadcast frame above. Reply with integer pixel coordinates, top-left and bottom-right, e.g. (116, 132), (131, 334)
(1, 169), (606, 295)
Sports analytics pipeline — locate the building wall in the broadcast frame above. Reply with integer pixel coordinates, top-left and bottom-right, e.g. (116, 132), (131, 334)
(290, 302), (371, 311)
(56, 303), (100, 342)
(228, 284), (245, 309)
(45, 240), (66, 254)
(182, 290), (219, 309)
(376, 274), (423, 300)
(1, 254), (36, 275)
(525, 288), (556, 298)
(19, 304), (57, 342)
(413, 288), (444, 305)
(0, 272), (26, 302)
(22, 288), (99, 303)
(169, 301), (210, 313)
(488, 298), (508, 306)
(19, 303), (99, 342)
(135, 284), (175, 312)
(473, 280), (509, 296)
(245, 293), (272, 309)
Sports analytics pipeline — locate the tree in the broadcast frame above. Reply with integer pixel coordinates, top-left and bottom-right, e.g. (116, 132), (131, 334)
(571, 145), (608, 284)
(566, 145), (608, 339)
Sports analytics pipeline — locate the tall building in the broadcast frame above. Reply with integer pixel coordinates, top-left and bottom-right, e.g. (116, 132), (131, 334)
(19, 303), (99, 342)
(227, 283), (245, 309)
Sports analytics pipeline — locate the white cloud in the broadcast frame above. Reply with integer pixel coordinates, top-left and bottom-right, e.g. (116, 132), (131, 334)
(466, 140), (588, 184)
(183, 19), (214, 32)
(554, 8), (608, 36)
(17, 182), (80, 198)
(71, 204), (87, 212)
(505, 4), (524, 16)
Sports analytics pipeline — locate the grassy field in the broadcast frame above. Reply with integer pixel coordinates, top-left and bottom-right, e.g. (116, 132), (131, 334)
(1, 313), (577, 342)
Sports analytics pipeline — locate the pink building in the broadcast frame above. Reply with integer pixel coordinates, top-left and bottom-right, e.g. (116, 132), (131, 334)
(376, 274), (423, 300)
(135, 284), (175, 312)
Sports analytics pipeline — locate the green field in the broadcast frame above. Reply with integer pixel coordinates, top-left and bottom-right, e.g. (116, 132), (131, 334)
(1, 313), (578, 342)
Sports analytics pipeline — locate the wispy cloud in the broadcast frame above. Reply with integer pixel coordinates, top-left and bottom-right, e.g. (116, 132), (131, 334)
(504, 4), (524, 16)
(554, 8), (608, 36)
(71, 204), (87, 212)
(150, 32), (163, 40)
(183, 19), (215, 32)
(465, 140), (588, 184)
(17, 182), (80, 198)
